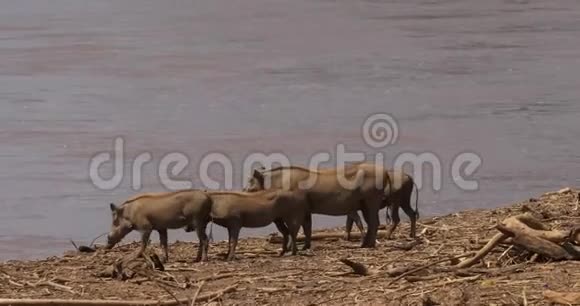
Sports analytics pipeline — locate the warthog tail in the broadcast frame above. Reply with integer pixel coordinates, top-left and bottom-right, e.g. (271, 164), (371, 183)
(412, 179), (419, 219)
(384, 171), (394, 224)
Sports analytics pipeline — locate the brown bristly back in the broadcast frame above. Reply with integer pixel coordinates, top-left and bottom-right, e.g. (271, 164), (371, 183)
(263, 163), (364, 175)
(122, 189), (195, 205)
(206, 189), (278, 197)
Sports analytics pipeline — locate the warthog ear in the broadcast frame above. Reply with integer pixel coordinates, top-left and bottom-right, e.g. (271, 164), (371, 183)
(109, 203), (117, 212)
(254, 169), (265, 187)
(253, 169), (263, 178)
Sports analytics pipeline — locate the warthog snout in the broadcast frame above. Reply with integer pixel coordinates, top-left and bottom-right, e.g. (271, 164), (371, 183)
(105, 233), (116, 249)
(107, 202), (133, 248)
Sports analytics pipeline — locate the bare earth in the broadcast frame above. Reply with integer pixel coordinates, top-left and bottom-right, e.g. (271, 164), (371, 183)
(1, 189), (579, 305)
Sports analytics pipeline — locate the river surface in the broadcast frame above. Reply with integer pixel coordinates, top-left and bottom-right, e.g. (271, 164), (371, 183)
(1, 0), (580, 260)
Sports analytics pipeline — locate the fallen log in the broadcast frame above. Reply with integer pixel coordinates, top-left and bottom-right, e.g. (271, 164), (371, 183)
(502, 213), (569, 243)
(496, 224), (576, 260)
(456, 213), (575, 268)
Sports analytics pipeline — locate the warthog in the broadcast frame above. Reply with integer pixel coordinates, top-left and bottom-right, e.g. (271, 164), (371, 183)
(345, 169), (419, 240)
(203, 189), (308, 261)
(105, 189), (212, 263)
(243, 164), (388, 249)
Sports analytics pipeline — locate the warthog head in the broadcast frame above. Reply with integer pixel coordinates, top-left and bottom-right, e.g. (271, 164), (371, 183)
(105, 203), (133, 249)
(243, 169), (265, 192)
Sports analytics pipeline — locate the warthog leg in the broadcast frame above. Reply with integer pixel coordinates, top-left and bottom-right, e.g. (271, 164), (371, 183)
(360, 198), (381, 248)
(287, 220), (300, 255)
(401, 200), (417, 239)
(301, 213), (313, 251)
(194, 219), (209, 262)
(133, 230), (152, 260)
(274, 219), (290, 256)
(226, 224), (241, 261)
(386, 180), (417, 239)
(345, 212), (365, 241)
(385, 203), (400, 240)
(158, 229), (169, 263)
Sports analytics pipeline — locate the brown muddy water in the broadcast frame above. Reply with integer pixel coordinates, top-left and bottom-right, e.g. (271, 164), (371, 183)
(1, 0), (580, 260)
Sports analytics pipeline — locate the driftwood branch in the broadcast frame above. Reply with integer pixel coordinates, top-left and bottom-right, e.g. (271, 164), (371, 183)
(496, 224), (576, 260)
(190, 280), (205, 306)
(456, 213), (578, 268)
(456, 233), (507, 269)
(543, 290), (580, 304)
(388, 252), (474, 285)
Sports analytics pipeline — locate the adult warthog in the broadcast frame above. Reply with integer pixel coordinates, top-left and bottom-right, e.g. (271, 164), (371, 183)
(345, 169), (419, 240)
(243, 164), (388, 249)
(106, 189), (212, 263)
(202, 189), (309, 261)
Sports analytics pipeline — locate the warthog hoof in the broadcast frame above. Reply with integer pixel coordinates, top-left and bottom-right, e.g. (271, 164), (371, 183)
(361, 239), (377, 248)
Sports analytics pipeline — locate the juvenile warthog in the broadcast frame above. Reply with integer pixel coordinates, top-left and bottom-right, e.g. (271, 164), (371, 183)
(345, 169), (419, 240)
(204, 189), (308, 261)
(243, 164), (388, 249)
(105, 189), (212, 263)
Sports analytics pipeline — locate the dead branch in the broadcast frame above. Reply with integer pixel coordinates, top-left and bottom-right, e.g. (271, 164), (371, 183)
(456, 213), (574, 268)
(404, 275), (441, 282)
(426, 275), (481, 288)
(384, 266), (412, 277)
(459, 262), (527, 277)
(496, 224), (576, 260)
(456, 233), (507, 268)
(543, 290), (580, 304)
(8, 279), (25, 287)
(190, 280), (205, 306)
(387, 252), (474, 285)
(42, 280), (76, 294)
(197, 272), (256, 282)
(502, 213), (569, 243)
(164, 267), (200, 272)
